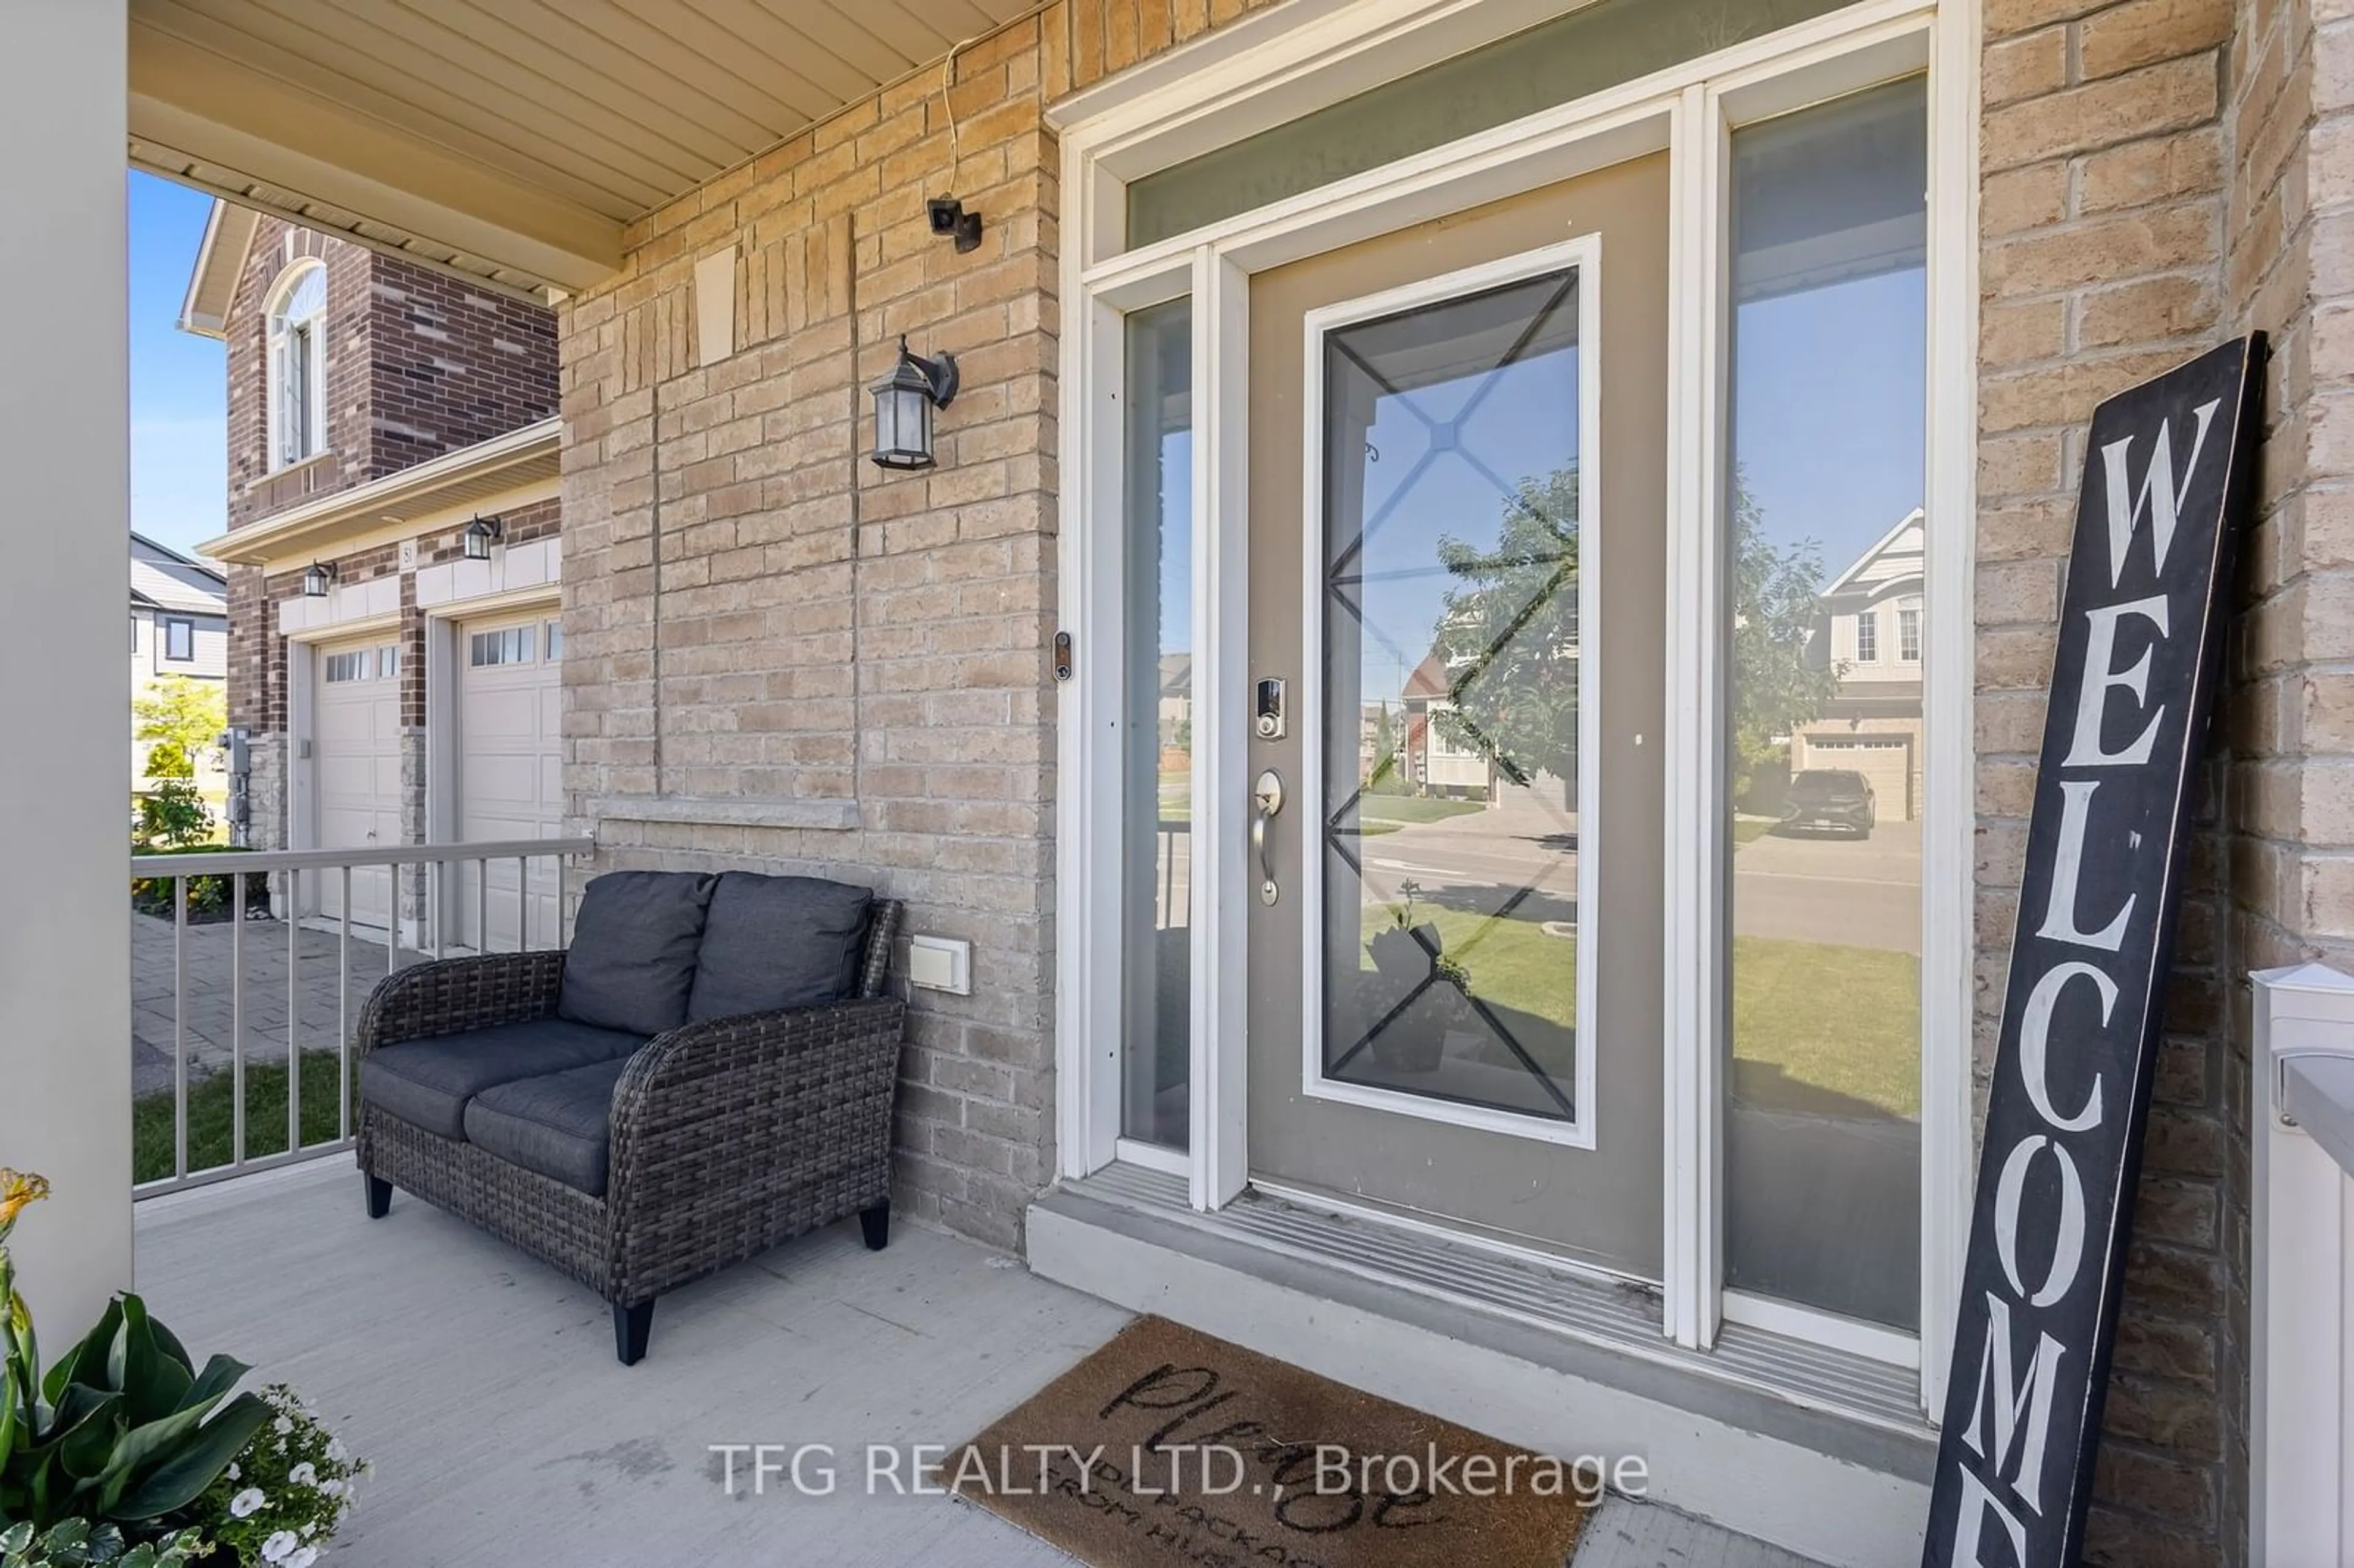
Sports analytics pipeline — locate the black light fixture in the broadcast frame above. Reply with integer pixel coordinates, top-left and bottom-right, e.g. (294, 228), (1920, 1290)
(462, 514), (503, 561)
(302, 560), (335, 598)
(869, 337), (959, 471)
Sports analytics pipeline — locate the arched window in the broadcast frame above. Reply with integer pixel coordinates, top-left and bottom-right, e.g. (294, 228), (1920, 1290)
(265, 261), (327, 469)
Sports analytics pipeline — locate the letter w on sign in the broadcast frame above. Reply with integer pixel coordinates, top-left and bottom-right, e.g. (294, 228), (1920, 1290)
(1924, 338), (2263, 1568)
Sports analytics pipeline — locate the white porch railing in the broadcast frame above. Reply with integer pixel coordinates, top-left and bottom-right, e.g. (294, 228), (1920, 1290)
(129, 838), (593, 1198)
(2252, 962), (2354, 1566)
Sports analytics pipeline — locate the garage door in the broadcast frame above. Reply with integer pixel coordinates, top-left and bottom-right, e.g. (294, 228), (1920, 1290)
(313, 638), (402, 932)
(1802, 734), (1914, 821)
(457, 614), (562, 951)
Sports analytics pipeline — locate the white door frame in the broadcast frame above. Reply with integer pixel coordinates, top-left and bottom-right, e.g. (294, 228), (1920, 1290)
(1049, 0), (1978, 1409)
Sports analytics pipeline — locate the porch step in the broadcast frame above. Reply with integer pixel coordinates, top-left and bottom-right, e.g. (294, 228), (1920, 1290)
(1026, 1165), (1931, 1568)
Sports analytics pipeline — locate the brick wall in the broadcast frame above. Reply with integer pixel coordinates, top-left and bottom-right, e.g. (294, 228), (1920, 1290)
(218, 214), (563, 854)
(557, 1), (1278, 1246)
(1976, 2), (2309, 1564)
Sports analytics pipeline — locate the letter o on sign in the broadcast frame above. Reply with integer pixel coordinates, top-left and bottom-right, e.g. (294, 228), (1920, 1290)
(1992, 1134), (2087, 1309)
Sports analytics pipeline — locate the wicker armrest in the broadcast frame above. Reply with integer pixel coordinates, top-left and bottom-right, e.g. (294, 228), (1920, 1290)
(606, 995), (906, 1211)
(356, 950), (569, 1056)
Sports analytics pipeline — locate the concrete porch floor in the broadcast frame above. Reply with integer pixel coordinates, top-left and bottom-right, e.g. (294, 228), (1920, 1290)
(133, 1164), (1826, 1567)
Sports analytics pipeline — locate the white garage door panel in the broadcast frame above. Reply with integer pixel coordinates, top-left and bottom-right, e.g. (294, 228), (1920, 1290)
(458, 614), (562, 952)
(313, 639), (402, 933)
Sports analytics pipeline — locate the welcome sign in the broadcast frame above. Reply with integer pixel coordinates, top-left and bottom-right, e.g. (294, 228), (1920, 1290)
(1924, 337), (2263, 1567)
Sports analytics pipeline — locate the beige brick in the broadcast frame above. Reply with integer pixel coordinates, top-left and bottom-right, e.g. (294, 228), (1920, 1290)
(2078, 0), (2234, 80)
(1982, 56), (2219, 172)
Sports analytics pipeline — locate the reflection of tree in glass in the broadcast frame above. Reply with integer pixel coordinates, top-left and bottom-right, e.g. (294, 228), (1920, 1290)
(1729, 473), (1845, 799)
(1426, 467), (1582, 787)
(1422, 464), (1841, 798)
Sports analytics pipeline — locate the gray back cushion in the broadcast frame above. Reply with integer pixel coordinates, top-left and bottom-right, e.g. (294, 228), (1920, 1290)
(687, 872), (874, 1022)
(557, 871), (718, 1036)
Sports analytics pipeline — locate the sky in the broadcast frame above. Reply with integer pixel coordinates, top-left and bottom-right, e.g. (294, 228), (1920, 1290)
(129, 170), (227, 557)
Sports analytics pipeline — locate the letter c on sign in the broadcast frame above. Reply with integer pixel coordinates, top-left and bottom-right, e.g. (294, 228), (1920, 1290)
(1994, 1134), (2087, 1309)
(2020, 961), (2114, 1133)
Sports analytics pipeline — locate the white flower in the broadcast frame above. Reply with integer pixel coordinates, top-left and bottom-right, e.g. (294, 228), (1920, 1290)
(319, 1479), (345, 1499)
(226, 1463), (240, 1482)
(259, 1531), (300, 1564)
(288, 1462), (318, 1486)
(326, 1439), (348, 1463)
(229, 1488), (268, 1519)
(273, 1415), (295, 1436)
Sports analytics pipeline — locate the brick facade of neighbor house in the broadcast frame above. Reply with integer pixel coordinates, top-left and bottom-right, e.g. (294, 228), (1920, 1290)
(215, 216), (560, 857)
(541, 0), (2343, 1561)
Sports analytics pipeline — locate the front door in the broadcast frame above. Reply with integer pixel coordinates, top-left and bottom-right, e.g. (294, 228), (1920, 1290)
(1244, 154), (1669, 1277)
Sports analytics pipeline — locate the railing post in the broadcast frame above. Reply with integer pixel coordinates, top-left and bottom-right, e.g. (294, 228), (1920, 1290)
(288, 883), (300, 1154)
(230, 871), (246, 1168)
(173, 877), (189, 1181)
(2251, 962), (2354, 1568)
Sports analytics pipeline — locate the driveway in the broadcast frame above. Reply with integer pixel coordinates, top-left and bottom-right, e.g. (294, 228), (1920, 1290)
(131, 911), (424, 1098)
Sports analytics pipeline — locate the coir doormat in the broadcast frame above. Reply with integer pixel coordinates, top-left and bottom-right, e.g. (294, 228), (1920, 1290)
(950, 1316), (1590, 1568)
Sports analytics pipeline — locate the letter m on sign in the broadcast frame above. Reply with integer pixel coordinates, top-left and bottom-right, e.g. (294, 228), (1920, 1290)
(1923, 338), (2263, 1568)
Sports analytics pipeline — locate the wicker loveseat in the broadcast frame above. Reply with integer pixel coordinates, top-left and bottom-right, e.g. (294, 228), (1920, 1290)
(354, 869), (905, 1364)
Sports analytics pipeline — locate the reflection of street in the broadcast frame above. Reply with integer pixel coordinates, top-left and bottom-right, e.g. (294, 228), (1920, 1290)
(1732, 818), (1921, 955)
(1355, 783), (1577, 922)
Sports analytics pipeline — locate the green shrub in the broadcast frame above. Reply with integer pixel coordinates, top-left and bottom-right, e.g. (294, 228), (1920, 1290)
(129, 847), (264, 923)
(0, 1520), (206, 1567)
(131, 788), (211, 853)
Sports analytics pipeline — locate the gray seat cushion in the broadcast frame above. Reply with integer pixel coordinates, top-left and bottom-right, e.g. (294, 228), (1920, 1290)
(463, 1059), (632, 1197)
(361, 1018), (647, 1140)
(687, 872), (874, 1022)
(556, 871), (718, 1037)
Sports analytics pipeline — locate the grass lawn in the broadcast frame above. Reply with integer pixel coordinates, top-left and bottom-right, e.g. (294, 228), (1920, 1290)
(1357, 795), (1487, 826)
(1352, 903), (1918, 1117)
(132, 1051), (352, 1186)
(1732, 816), (1777, 846)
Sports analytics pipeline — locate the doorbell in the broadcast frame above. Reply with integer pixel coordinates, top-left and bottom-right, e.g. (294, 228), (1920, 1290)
(1255, 677), (1287, 740)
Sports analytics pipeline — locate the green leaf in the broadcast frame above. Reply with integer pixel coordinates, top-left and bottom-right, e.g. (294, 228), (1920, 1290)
(141, 1319), (191, 1381)
(41, 1303), (122, 1406)
(108, 1307), (186, 1431)
(107, 1393), (269, 1521)
(28, 1388), (123, 1481)
(178, 1358), (245, 1414)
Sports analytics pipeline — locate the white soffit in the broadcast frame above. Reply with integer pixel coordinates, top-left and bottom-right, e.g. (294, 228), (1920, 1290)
(127, 0), (1046, 298)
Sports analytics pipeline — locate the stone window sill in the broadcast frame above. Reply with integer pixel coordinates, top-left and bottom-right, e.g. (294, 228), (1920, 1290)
(586, 796), (859, 832)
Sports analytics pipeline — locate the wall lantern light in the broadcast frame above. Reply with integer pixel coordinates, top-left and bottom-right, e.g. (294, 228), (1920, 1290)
(869, 337), (959, 472)
(462, 514), (503, 561)
(302, 560), (336, 598)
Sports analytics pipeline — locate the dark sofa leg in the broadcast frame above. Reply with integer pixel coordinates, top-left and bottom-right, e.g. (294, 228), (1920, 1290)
(859, 1199), (891, 1252)
(614, 1300), (654, 1366)
(363, 1175), (392, 1219)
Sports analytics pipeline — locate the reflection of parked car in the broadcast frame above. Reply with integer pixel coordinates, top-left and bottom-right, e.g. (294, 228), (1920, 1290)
(1779, 769), (1875, 839)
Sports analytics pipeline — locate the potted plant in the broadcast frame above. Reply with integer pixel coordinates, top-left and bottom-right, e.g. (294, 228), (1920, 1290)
(0, 1172), (362, 1565)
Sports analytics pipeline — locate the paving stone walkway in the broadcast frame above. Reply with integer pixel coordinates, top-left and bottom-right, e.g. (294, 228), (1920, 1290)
(129, 911), (427, 1098)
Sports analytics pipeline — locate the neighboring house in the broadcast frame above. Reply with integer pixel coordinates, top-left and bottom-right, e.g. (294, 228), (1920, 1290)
(177, 202), (561, 944)
(1795, 509), (1927, 820)
(1398, 652), (1494, 798)
(129, 532), (227, 788)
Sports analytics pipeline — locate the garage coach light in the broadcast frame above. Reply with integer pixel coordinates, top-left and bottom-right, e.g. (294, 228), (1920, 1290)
(302, 561), (336, 598)
(462, 514), (503, 561)
(868, 337), (958, 472)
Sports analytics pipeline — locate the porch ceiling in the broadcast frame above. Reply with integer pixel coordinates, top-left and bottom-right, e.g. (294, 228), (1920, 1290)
(126, 0), (1042, 297)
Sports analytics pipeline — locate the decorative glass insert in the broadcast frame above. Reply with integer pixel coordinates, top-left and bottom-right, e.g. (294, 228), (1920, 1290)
(1320, 269), (1585, 1123)
(468, 628), (533, 668)
(545, 621), (565, 661)
(1121, 299), (1194, 1148)
(1723, 77), (1927, 1331)
(322, 650), (369, 683)
(1126, 0), (1867, 248)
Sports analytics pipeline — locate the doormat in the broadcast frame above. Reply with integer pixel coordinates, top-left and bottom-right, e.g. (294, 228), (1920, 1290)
(950, 1316), (1590, 1568)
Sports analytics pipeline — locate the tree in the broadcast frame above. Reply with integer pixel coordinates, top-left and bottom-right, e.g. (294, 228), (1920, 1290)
(1426, 468), (1583, 788)
(1727, 480), (1845, 798)
(1424, 464), (1839, 796)
(134, 677), (226, 782)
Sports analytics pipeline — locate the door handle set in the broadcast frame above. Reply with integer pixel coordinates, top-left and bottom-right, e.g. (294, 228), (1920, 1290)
(1253, 769), (1285, 906)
